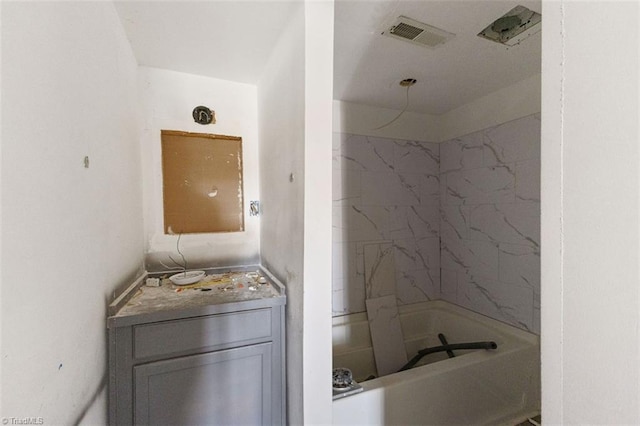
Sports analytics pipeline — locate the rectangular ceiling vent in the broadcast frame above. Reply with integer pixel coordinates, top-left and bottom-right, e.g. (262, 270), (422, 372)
(382, 16), (455, 49)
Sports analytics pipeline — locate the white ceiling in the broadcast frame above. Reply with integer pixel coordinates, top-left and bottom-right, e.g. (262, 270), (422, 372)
(114, 0), (541, 115)
(334, 0), (541, 115)
(114, 1), (301, 84)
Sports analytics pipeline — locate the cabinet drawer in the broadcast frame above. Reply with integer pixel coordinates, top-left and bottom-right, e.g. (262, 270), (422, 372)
(133, 308), (272, 359)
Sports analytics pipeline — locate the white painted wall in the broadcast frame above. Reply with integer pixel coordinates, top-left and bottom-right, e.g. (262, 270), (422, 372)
(258, 2), (334, 423)
(335, 73), (540, 143)
(1, 2), (144, 423)
(10, 1), (638, 425)
(541, 1), (640, 424)
(0, 1), (4, 414)
(138, 67), (260, 271)
(303, 1), (334, 424)
(257, 4), (306, 424)
(333, 100), (439, 142)
(439, 74), (541, 142)
(540, 3), (563, 421)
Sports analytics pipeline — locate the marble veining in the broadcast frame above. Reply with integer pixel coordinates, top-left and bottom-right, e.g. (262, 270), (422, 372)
(499, 243), (540, 290)
(456, 273), (534, 332)
(441, 237), (499, 281)
(421, 174), (440, 200)
(440, 114), (540, 332)
(467, 202), (540, 249)
(388, 205), (439, 240)
(394, 140), (439, 173)
(332, 169), (361, 206)
(337, 133), (395, 172)
(440, 204), (469, 241)
(439, 132), (484, 174)
(483, 114), (541, 167)
(364, 243), (396, 299)
(333, 114), (539, 334)
(365, 295), (408, 376)
(361, 172), (421, 206)
(440, 269), (457, 301)
(515, 158), (541, 202)
(396, 269), (439, 304)
(446, 165), (516, 205)
(332, 133), (441, 316)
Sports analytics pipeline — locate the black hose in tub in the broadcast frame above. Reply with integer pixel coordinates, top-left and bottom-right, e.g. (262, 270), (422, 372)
(398, 339), (498, 372)
(438, 333), (456, 358)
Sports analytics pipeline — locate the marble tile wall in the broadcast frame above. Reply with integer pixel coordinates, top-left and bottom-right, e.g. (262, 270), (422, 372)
(332, 133), (441, 316)
(440, 114), (541, 333)
(332, 113), (540, 335)
(365, 295), (408, 375)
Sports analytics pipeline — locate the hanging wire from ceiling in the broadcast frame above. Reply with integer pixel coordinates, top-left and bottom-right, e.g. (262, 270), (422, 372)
(372, 78), (417, 131)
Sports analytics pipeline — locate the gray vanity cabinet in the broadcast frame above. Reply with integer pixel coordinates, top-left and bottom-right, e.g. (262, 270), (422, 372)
(108, 266), (286, 426)
(134, 342), (272, 425)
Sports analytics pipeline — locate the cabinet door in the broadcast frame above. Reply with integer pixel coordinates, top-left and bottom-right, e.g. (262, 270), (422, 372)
(134, 343), (272, 426)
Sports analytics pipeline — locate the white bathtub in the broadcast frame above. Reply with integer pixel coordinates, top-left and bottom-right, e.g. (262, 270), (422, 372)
(332, 300), (540, 425)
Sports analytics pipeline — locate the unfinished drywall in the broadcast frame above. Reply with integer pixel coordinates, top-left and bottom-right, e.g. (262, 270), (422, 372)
(1, 2), (144, 423)
(138, 67), (260, 271)
(257, 4), (305, 423)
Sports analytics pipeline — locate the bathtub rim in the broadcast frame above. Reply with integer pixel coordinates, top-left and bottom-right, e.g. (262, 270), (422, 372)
(333, 299), (539, 345)
(333, 299), (540, 391)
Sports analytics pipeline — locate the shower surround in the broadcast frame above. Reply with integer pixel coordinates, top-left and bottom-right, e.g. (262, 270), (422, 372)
(332, 113), (540, 334)
(332, 133), (441, 315)
(440, 114), (540, 333)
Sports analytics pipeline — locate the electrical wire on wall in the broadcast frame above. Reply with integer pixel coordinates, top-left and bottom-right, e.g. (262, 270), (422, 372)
(372, 78), (417, 130)
(168, 233), (188, 274)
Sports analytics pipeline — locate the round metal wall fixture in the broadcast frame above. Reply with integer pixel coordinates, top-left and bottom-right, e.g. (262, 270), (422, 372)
(193, 106), (214, 125)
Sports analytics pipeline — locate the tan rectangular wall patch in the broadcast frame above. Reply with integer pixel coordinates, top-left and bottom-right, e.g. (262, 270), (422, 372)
(161, 130), (244, 234)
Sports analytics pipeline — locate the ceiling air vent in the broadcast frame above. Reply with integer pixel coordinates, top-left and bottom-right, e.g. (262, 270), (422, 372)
(478, 5), (541, 46)
(382, 16), (455, 49)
